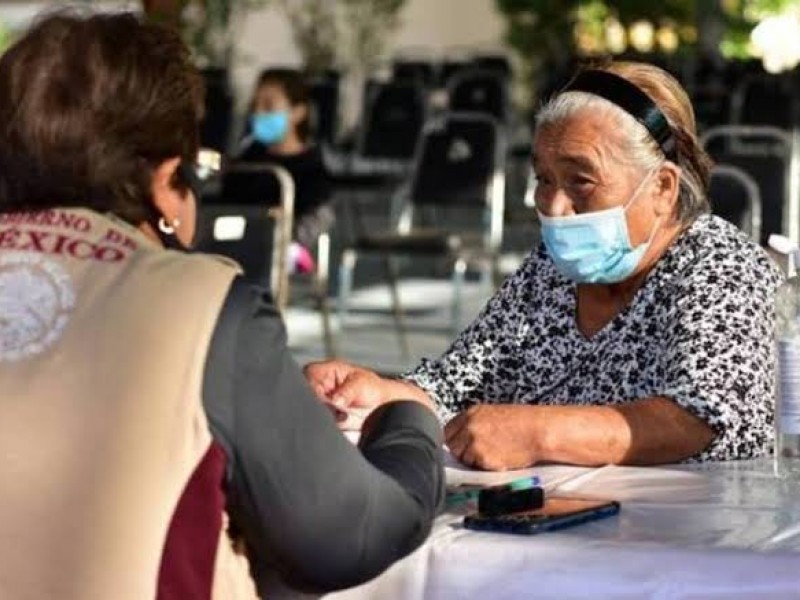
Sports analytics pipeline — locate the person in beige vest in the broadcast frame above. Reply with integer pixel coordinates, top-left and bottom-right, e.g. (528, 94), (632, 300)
(0, 11), (444, 600)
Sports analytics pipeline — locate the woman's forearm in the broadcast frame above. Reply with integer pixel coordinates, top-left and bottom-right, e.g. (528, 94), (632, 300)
(536, 397), (715, 465)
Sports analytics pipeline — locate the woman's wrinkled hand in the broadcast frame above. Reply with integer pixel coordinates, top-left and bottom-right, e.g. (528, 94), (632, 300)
(303, 360), (388, 427)
(444, 404), (542, 471)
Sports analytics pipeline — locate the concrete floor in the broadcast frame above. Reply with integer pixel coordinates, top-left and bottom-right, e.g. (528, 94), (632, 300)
(285, 277), (495, 375)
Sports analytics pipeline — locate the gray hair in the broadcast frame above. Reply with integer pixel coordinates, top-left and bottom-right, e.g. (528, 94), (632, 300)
(535, 90), (709, 224)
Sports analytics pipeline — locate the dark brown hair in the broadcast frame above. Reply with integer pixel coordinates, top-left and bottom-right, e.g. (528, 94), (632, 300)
(0, 11), (203, 225)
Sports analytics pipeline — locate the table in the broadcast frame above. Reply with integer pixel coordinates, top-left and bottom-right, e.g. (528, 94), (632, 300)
(274, 458), (800, 599)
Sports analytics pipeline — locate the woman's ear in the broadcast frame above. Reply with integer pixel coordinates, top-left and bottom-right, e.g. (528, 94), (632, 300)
(150, 157), (183, 220)
(149, 156), (196, 247)
(652, 161), (682, 219)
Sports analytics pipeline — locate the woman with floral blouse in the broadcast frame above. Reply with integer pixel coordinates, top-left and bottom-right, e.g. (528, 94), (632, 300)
(306, 61), (782, 471)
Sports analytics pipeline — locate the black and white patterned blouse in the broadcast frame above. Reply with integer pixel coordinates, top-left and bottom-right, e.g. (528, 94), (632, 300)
(404, 215), (783, 462)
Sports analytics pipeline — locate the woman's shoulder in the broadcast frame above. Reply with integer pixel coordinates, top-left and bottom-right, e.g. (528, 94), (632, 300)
(667, 214), (783, 292)
(139, 250), (242, 301)
(503, 243), (567, 293)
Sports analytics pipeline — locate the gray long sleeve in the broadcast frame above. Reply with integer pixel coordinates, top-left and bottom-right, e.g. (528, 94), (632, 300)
(202, 278), (445, 594)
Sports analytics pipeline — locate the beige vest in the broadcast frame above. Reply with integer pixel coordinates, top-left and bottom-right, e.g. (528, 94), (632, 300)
(0, 208), (257, 599)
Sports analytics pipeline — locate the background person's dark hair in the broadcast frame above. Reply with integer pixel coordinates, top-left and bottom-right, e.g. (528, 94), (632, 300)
(248, 67), (311, 143)
(0, 11), (203, 225)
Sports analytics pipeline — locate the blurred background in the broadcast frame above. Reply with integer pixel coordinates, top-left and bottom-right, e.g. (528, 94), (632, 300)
(0, 1), (796, 130)
(2, 0), (799, 373)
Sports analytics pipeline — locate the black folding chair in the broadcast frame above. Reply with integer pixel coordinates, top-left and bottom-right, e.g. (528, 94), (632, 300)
(731, 73), (798, 129)
(309, 73), (340, 147)
(337, 112), (507, 357)
(392, 59), (436, 87)
(439, 59), (470, 88)
(350, 80), (427, 176)
(708, 164), (762, 242)
(471, 53), (512, 80)
(701, 125), (799, 245)
(199, 67), (233, 153)
(197, 163), (335, 356)
(197, 164), (293, 306)
(503, 167), (538, 229)
(691, 85), (732, 132)
(447, 69), (510, 124)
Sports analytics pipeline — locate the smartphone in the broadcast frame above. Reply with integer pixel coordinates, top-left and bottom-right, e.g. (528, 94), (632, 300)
(463, 497), (620, 535)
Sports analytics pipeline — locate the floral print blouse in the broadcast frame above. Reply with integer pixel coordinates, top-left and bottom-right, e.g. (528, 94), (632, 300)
(404, 215), (783, 462)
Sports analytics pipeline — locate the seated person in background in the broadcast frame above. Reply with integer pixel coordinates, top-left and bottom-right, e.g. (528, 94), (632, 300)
(237, 67), (334, 274)
(306, 61), (783, 471)
(0, 13), (443, 599)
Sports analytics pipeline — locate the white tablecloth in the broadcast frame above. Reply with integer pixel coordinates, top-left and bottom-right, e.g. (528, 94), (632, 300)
(273, 458), (800, 599)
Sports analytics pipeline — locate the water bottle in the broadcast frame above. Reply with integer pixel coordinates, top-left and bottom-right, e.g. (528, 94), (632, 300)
(771, 235), (800, 477)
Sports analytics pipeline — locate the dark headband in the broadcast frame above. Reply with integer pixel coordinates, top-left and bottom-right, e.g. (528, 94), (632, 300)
(563, 70), (677, 161)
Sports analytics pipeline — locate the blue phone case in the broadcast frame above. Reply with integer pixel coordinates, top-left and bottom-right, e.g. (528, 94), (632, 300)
(463, 500), (620, 535)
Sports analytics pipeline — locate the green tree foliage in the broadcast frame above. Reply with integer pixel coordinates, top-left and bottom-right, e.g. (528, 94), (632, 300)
(495, 0), (697, 102)
(596, 0), (694, 26)
(718, 0), (800, 59)
(497, 0), (800, 86)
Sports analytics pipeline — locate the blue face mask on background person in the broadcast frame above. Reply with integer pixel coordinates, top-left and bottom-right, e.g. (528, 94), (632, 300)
(537, 170), (659, 284)
(251, 111), (289, 145)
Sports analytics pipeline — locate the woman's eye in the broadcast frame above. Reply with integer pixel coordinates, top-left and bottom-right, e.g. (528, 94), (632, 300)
(568, 177), (595, 195)
(570, 176), (593, 187)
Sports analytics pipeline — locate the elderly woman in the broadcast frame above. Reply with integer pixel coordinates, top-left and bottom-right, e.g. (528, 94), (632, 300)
(306, 61), (782, 471)
(0, 12), (443, 599)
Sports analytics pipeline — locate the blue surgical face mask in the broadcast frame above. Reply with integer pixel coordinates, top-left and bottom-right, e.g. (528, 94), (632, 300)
(537, 170), (659, 284)
(250, 110), (290, 145)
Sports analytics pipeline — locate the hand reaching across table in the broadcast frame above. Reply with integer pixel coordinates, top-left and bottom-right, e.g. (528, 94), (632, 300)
(304, 359), (436, 428)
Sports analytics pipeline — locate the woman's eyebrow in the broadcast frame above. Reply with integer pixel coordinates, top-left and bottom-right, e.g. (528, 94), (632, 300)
(532, 152), (598, 172)
(556, 155), (597, 172)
